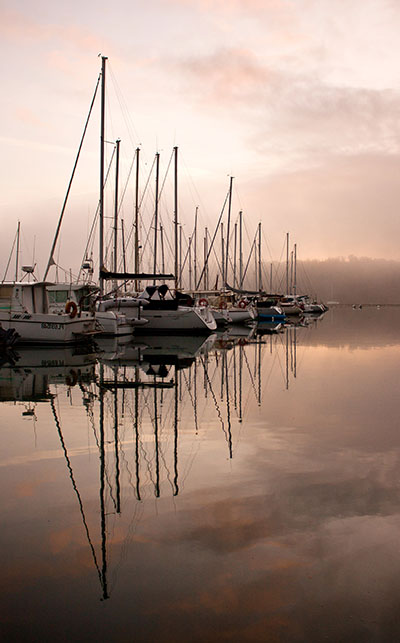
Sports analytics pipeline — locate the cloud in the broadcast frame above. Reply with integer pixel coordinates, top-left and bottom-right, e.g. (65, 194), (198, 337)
(0, 9), (104, 54)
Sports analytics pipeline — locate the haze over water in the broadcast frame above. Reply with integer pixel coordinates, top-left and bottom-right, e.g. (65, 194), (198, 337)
(1, 307), (400, 641)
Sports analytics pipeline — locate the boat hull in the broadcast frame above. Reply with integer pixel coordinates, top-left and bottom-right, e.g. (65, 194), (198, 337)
(0, 311), (97, 345)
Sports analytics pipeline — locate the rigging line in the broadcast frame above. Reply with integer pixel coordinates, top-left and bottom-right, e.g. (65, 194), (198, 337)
(108, 65), (141, 149)
(179, 151), (210, 220)
(199, 355), (231, 450)
(123, 153), (156, 255)
(44, 73), (101, 281)
(50, 396), (102, 586)
(158, 148), (174, 201)
(77, 148), (116, 282)
(195, 189), (229, 291)
(117, 152), (136, 216)
(261, 227), (276, 264)
(2, 226), (18, 282)
(242, 235), (257, 285)
(224, 354), (233, 459)
(242, 347), (259, 403)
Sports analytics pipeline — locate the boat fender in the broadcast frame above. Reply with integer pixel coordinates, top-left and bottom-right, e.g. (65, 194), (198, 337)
(65, 301), (78, 319)
(238, 299), (247, 309)
(198, 298), (208, 307)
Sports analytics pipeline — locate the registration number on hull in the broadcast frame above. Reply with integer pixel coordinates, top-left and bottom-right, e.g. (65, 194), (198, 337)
(41, 322), (65, 330)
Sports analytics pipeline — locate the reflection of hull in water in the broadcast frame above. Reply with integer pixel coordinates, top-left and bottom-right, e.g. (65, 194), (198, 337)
(213, 324), (256, 350)
(100, 334), (217, 374)
(0, 346), (97, 401)
(256, 321), (284, 335)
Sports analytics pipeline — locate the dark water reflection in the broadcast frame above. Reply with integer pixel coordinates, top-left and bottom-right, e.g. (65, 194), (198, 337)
(1, 307), (400, 642)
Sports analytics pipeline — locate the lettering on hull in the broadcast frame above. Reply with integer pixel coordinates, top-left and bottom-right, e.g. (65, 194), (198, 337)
(41, 322), (65, 330)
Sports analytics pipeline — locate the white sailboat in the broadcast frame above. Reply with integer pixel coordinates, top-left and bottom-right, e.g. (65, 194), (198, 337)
(102, 285), (217, 333)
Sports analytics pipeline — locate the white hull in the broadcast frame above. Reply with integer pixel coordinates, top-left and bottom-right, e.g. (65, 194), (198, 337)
(227, 305), (256, 324)
(211, 308), (232, 326)
(104, 302), (216, 332)
(139, 306), (216, 331)
(0, 311), (96, 345)
(95, 311), (135, 336)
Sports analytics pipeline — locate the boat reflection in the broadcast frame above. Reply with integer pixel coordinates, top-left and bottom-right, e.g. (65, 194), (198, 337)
(0, 319), (314, 602)
(0, 345), (97, 403)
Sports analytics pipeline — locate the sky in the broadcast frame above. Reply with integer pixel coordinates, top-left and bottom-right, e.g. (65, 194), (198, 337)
(2, 0), (400, 280)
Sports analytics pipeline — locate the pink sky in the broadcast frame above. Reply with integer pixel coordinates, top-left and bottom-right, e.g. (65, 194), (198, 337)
(2, 0), (400, 280)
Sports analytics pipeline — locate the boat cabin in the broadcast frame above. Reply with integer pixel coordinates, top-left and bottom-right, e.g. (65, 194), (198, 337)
(47, 284), (99, 314)
(0, 282), (50, 314)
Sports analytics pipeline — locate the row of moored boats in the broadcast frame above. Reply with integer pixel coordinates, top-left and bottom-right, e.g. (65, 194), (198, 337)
(0, 280), (327, 347)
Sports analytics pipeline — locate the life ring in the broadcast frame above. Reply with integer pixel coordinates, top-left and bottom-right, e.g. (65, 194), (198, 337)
(238, 299), (247, 309)
(65, 301), (78, 319)
(198, 298), (208, 307)
(219, 300), (227, 309)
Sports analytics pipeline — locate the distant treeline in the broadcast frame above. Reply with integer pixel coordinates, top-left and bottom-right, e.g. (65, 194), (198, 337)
(278, 256), (400, 304)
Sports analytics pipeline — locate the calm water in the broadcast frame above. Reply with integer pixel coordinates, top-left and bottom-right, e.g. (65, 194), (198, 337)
(1, 307), (400, 642)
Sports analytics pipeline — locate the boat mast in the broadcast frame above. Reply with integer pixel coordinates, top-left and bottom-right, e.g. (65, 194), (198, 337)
(286, 232), (289, 295)
(153, 152), (160, 284)
(221, 222), (225, 289)
(258, 222), (262, 292)
(15, 220), (20, 282)
(99, 55), (107, 297)
(293, 242), (297, 295)
(121, 219), (127, 292)
(233, 222), (237, 288)
(193, 206), (198, 290)
(224, 176), (233, 288)
(203, 229), (208, 291)
(134, 147), (140, 293)
(179, 225), (183, 289)
(113, 139), (120, 292)
(239, 210), (243, 288)
(174, 146), (178, 292)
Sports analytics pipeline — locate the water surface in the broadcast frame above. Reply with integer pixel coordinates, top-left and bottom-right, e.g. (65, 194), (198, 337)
(1, 307), (400, 642)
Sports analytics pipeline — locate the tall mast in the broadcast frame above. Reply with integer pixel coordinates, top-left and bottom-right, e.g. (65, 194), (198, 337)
(179, 225), (183, 289)
(174, 146), (178, 292)
(224, 176), (233, 288)
(239, 210), (243, 288)
(258, 221), (262, 292)
(293, 242), (297, 295)
(15, 220), (20, 282)
(286, 232), (289, 295)
(153, 152), (160, 284)
(221, 222), (225, 289)
(188, 235), (192, 291)
(134, 147), (140, 292)
(203, 228), (208, 291)
(121, 218), (127, 292)
(233, 222), (237, 288)
(99, 55), (107, 297)
(193, 206), (198, 290)
(113, 139), (120, 291)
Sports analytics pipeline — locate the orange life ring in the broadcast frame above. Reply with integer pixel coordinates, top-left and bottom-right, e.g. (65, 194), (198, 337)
(238, 299), (247, 309)
(65, 301), (78, 319)
(198, 298), (208, 307)
(219, 300), (227, 309)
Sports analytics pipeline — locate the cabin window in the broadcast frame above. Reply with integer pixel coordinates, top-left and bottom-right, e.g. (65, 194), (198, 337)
(48, 290), (68, 304)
